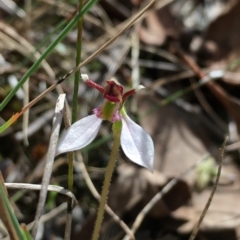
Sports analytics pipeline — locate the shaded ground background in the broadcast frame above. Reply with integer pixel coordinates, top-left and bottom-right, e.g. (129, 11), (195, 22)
(1, 0), (240, 239)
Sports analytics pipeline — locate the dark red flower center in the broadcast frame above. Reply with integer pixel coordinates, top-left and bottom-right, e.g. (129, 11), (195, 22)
(85, 77), (136, 103)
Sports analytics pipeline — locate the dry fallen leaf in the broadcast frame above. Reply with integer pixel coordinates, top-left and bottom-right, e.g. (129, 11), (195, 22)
(139, 6), (180, 46)
(108, 164), (170, 218)
(137, 94), (220, 185)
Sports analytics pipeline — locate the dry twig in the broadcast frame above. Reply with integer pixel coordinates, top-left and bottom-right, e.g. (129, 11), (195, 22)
(5, 183), (77, 205)
(188, 137), (228, 240)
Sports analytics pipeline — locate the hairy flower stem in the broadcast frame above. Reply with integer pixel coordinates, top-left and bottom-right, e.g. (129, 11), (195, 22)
(92, 121), (122, 240)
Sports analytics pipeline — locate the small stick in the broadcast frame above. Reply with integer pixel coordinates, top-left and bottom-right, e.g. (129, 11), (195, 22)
(188, 137), (228, 240)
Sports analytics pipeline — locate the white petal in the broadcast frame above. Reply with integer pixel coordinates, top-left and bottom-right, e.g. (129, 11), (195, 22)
(56, 114), (102, 155)
(121, 114), (154, 171)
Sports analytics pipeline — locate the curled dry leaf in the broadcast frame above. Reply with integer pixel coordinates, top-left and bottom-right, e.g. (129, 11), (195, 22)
(139, 10), (167, 46)
(139, 7), (180, 46)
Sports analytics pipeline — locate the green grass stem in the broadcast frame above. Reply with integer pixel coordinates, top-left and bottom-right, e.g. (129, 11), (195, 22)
(72, 0), (84, 124)
(0, 181), (24, 240)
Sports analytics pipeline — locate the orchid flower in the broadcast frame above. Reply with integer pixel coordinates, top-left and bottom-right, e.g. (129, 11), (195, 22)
(56, 74), (154, 171)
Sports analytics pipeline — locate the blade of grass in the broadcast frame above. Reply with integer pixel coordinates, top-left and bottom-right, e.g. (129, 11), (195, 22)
(0, 0), (98, 112)
(72, 1), (83, 124)
(21, 224), (32, 240)
(65, 1), (84, 239)
(0, 174), (24, 240)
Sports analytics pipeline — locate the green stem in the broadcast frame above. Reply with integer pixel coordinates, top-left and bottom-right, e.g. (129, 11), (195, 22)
(0, 0), (98, 111)
(72, 0), (83, 124)
(68, 152), (74, 193)
(92, 121), (122, 240)
(68, 0), (84, 198)
(65, 5), (84, 238)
